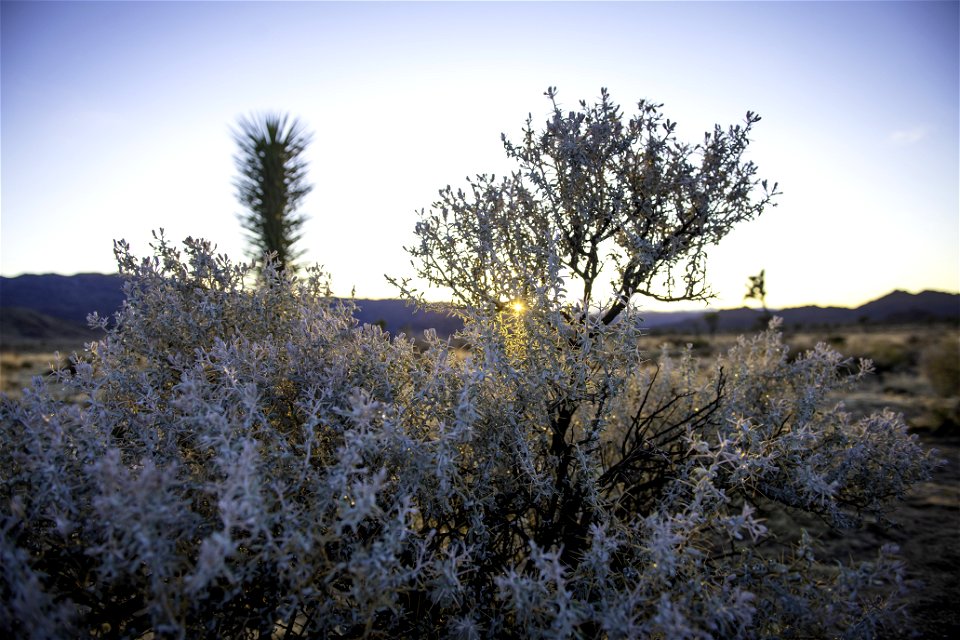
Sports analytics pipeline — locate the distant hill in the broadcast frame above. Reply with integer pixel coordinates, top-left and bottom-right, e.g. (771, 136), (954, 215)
(856, 290), (960, 324)
(1, 274), (957, 345)
(654, 290), (960, 334)
(0, 273), (125, 326)
(350, 298), (463, 338)
(0, 306), (103, 350)
(0, 273), (463, 342)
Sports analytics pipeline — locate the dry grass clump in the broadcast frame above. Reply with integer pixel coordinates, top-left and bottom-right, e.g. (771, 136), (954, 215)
(920, 335), (960, 398)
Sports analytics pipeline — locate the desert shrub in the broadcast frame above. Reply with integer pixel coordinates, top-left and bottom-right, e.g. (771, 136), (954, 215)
(0, 239), (936, 639)
(1, 91), (938, 638)
(827, 335), (846, 348)
(858, 339), (915, 376)
(920, 338), (960, 397)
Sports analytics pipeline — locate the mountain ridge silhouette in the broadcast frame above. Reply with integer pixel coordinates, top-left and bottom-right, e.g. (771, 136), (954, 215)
(1, 274), (956, 344)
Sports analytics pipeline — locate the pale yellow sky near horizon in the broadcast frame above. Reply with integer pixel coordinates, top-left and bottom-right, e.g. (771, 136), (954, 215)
(2, 1), (957, 313)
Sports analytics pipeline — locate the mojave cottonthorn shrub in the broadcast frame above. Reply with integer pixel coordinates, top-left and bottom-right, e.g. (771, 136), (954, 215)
(2, 89), (938, 638)
(0, 236), (936, 639)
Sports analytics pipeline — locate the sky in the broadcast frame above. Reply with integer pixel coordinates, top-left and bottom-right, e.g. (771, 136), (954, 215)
(1, 1), (957, 312)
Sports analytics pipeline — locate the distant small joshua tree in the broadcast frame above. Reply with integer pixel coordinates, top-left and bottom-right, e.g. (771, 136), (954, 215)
(744, 269), (767, 311)
(233, 112), (313, 272)
(745, 269), (771, 329)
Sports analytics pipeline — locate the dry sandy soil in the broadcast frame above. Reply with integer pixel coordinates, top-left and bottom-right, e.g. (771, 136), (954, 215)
(871, 433), (959, 639)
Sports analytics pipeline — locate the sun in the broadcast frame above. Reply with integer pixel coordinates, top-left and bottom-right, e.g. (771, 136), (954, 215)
(509, 300), (526, 314)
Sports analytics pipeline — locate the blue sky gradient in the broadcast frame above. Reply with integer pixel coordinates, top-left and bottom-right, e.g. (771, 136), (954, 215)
(2, 1), (957, 310)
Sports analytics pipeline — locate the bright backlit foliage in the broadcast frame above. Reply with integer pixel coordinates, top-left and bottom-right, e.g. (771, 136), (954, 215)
(0, 90), (937, 639)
